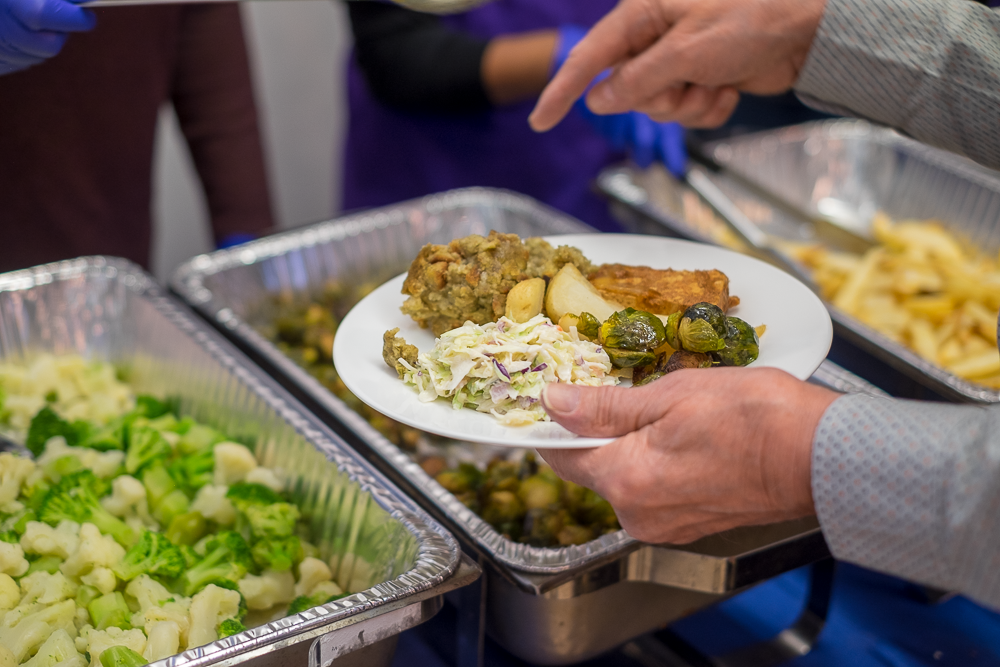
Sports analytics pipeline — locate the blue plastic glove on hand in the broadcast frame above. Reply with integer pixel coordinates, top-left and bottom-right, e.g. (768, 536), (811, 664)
(553, 25), (687, 178)
(1, 0), (95, 75)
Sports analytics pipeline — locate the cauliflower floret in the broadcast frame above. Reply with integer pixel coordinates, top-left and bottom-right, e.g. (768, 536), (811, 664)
(187, 584), (241, 649)
(80, 626), (146, 667)
(126, 577), (191, 647)
(36, 441), (123, 481)
(0, 645), (14, 667)
(0, 599), (76, 662)
(100, 476), (155, 528)
(213, 443), (257, 486)
(21, 521), (81, 559)
(18, 572), (78, 606)
(309, 580), (344, 599)
(0, 453), (36, 507)
(191, 485), (236, 526)
(238, 569), (295, 610)
(294, 557), (332, 597)
(0, 542), (28, 577)
(0, 575), (19, 610)
(60, 523), (125, 578)
(80, 568), (116, 596)
(143, 621), (180, 662)
(244, 467), (284, 493)
(21, 628), (84, 667)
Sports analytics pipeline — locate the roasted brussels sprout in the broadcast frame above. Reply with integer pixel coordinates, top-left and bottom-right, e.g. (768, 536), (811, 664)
(682, 302), (728, 336)
(518, 474), (562, 510)
(665, 350), (715, 372)
(713, 316), (760, 367)
(663, 311), (681, 350)
(577, 312), (601, 339)
(632, 352), (670, 386)
(435, 463), (483, 494)
(598, 308), (667, 351)
(605, 348), (657, 368)
(677, 317), (726, 353)
(482, 490), (525, 526)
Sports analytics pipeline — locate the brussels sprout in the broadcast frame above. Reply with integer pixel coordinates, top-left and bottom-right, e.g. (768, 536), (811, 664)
(678, 317), (726, 353)
(605, 348), (657, 369)
(484, 460), (521, 493)
(632, 353), (670, 386)
(557, 524), (594, 546)
(663, 312), (681, 350)
(522, 507), (567, 546)
(598, 308), (666, 352)
(665, 350), (715, 373)
(482, 490), (525, 525)
(577, 312), (601, 339)
(518, 475), (562, 510)
(681, 302), (728, 337)
(435, 463), (483, 494)
(714, 316), (760, 367)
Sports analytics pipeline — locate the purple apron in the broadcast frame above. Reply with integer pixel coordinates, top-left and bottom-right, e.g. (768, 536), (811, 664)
(341, 0), (623, 231)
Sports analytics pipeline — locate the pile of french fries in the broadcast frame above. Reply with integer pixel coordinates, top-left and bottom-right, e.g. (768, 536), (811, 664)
(791, 213), (1000, 388)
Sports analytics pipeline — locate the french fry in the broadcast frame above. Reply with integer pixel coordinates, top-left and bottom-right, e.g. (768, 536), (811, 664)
(948, 349), (1000, 378)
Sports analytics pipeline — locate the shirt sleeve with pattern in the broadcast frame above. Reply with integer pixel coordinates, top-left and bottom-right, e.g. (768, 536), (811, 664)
(794, 0), (1000, 171)
(812, 392), (1000, 610)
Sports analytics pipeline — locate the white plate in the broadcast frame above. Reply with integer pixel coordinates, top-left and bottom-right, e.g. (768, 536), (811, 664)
(334, 234), (832, 448)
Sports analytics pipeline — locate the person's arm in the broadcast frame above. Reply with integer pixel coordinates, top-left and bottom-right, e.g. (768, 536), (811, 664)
(538, 369), (1000, 610)
(795, 0), (1000, 171)
(812, 393), (1000, 608)
(169, 4), (274, 246)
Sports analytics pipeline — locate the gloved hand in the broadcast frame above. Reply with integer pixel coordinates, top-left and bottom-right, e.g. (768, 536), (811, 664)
(1, 0), (95, 76)
(552, 25), (687, 178)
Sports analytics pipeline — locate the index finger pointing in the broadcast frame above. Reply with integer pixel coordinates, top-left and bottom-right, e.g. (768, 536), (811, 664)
(529, 0), (667, 132)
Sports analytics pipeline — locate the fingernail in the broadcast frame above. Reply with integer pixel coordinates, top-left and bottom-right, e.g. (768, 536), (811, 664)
(542, 383), (581, 415)
(589, 84), (618, 113)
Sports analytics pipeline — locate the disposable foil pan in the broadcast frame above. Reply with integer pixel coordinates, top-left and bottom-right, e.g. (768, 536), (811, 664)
(0, 256), (466, 667)
(598, 120), (1000, 403)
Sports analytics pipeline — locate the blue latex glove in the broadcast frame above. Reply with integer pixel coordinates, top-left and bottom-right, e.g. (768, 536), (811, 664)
(216, 232), (257, 249)
(1, 0), (95, 75)
(553, 25), (687, 178)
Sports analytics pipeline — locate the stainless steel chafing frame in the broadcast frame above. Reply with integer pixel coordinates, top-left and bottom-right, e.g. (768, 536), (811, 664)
(0, 256), (475, 667)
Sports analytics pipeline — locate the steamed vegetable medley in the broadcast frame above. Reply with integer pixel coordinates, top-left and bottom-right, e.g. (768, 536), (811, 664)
(0, 356), (348, 667)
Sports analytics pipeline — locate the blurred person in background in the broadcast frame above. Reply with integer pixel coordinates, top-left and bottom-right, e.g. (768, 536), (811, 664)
(0, 0), (273, 273)
(342, 0), (688, 232)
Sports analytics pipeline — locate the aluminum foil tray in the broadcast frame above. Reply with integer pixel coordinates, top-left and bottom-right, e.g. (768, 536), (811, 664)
(599, 120), (1000, 402)
(171, 188), (641, 575)
(0, 256), (462, 667)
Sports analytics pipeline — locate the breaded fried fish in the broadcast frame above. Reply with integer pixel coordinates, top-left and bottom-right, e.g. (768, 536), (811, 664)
(589, 263), (739, 315)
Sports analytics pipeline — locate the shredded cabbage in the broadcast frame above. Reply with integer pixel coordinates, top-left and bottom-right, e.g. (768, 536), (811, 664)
(400, 315), (617, 426)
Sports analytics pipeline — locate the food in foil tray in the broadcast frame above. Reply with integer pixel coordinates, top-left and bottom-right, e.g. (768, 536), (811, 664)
(0, 356), (352, 666)
(263, 282), (623, 546)
(789, 213), (1000, 388)
(385, 232), (762, 424)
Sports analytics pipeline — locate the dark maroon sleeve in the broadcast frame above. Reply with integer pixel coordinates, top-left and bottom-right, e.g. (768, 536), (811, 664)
(170, 4), (275, 243)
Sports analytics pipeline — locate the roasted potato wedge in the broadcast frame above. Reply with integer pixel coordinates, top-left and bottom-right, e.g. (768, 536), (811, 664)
(505, 278), (546, 323)
(544, 264), (621, 323)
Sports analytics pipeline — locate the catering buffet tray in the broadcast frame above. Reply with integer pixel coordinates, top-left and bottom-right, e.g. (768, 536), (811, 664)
(171, 188), (887, 663)
(0, 256), (474, 667)
(598, 119), (1000, 403)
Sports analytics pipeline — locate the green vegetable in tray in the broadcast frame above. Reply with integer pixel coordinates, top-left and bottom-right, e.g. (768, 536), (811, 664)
(180, 531), (254, 596)
(40, 470), (136, 547)
(100, 646), (148, 667)
(113, 530), (186, 582)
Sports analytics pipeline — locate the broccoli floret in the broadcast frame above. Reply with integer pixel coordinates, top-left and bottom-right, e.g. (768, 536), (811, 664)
(218, 618), (246, 639)
(181, 531), (253, 596)
(88, 591), (132, 630)
(38, 470), (135, 547)
(179, 544), (200, 568)
(0, 530), (18, 544)
(99, 645), (148, 667)
(25, 555), (62, 575)
(26, 407), (78, 456)
(167, 448), (214, 494)
(124, 425), (171, 475)
(244, 503), (299, 540)
(135, 395), (172, 420)
(0, 507), (35, 535)
(152, 489), (189, 527)
(286, 592), (347, 616)
(113, 530), (186, 582)
(21, 477), (50, 512)
(250, 535), (302, 572)
(141, 464), (176, 507)
(225, 483), (282, 510)
(77, 415), (127, 452)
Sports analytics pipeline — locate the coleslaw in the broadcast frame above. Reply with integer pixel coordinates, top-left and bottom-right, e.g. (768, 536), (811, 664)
(398, 315), (618, 426)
